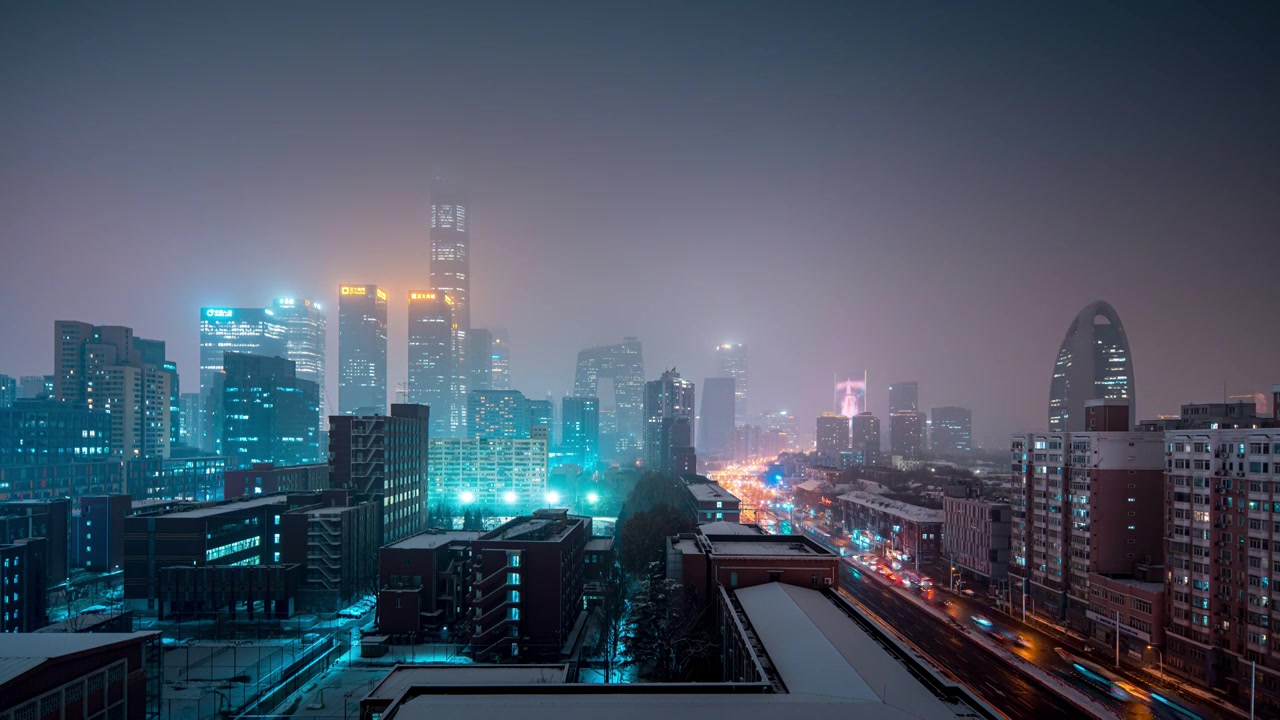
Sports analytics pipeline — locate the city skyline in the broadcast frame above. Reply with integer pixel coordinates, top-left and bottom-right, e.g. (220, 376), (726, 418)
(2, 3), (1278, 449)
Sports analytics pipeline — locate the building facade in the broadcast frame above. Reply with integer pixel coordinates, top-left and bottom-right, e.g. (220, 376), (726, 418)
(430, 175), (472, 437)
(338, 284), (389, 416)
(837, 491), (943, 565)
(408, 291), (455, 439)
(815, 413), (850, 457)
(469, 390), (528, 439)
(560, 396), (599, 470)
(698, 377), (735, 459)
(573, 338), (645, 462)
(643, 369), (696, 473)
(0, 399), (112, 465)
(889, 410), (925, 461)
(198, 308), (288, 452)
(280, 489), (380, 612)
(224, 461), (328, 499)
(714, 343), (748, 425)
(682, 476), (741, 524)
(428, 437), (549, 515)
(273, 297), (326, 429)
(1049, 300), (1135, 432)
(942, 495), (1011, 582)
(850, 413), (881, 466)
(376, 529), (480, 638)
(328, 404), (430, 545)
(931, 406), (973, 454)
(221, 352), (321, 468)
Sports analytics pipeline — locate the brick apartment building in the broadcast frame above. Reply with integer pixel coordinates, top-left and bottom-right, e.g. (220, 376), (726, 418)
(377, 529), (480, 639)
(836, 491), (943, 566)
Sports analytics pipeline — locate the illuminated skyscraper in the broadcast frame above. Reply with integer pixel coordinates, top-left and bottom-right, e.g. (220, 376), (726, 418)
(930, 406), (972, 454)
(715, 343), (748, 425)
(1048, 300), (1135, 431)
(888, 381), (919, 415)
(490, 329), (510, 390)
(816, 413), (850, 456)
(561, 396), (600, 469)
(469, 389), (527, 439)
(430, 174), (471, 435)
(698, 377), (735, 458)
(198, 307), (288, 452)
(408, 291), (455, 438)
(574, 337), (645, 461)
(337, 284), (388, 416)
(890, 411), (925, 460)
(272, 297), (326, 387)
(643, 368), (696, 473)
(221, 352), (320, 467)
(850, 412), (881, 465)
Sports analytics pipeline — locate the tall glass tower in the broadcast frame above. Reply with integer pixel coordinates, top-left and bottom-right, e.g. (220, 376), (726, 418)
(337, 284), (388, 416)
(1048, 301), (1135, 432)
(273, 297), (326, 424)
(198, 308), (287, 452)
(408, 291), (454, 438)
(574, 337), (645, 462)
(430, 174), (470, 436)
(715, 343), (748, 425)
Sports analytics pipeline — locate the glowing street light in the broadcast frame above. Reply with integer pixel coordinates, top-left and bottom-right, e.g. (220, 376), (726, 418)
(546, 491), (560, 505)
(503, 491), (517, 504)
(587, 492), (599, 504)
(460, 490), (475, 504)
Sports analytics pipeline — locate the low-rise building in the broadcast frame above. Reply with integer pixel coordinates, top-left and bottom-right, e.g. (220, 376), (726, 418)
(681, 475), (740, 524)
(942, 495), (1011, 584)
(224, 461), (328, 498)
(0, 536), (48, 631)
(77, 494), (131, 572)
(125, 455), (227, 502)
(0, 460), (124, 502)
(666, 524), (839, 611)
(0, 498), (71, 588)
(281, 489), (381, 613)
(0, 632), (161, 720)
(837, 491), (943, 566)
(1086, 566), (1165, 667)
(377, 529), (480, 639)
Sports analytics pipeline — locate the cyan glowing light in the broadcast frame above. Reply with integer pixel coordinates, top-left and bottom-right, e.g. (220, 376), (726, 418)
(546, 491), (560, 504)
(460, 490), (475, 504)
(587, 492), (599, 504)
(503, 491), (517, 504)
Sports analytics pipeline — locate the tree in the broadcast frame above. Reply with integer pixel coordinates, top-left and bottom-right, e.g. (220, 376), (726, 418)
(616, 506), (695, 576)
(624, 563), (716, 682)
(594, 565), (628, 682)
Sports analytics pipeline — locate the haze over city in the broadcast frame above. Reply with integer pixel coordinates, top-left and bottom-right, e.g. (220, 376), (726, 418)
(3, 1), (1277, 449)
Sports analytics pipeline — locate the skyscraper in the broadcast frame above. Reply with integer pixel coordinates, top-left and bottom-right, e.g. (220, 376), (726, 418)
(715, 343), (747, 425)
(468, 389), (527, 439)
(643, 369), (696, 473)
(337, 284), (388, 416)
(221, 352), (320, 468)
(490, 329), (510, 390)
(889, 411), (925, 460)
(930, 406), (972, 454)
(273, 296), (326, 393)
(574, 337), (644, 461)
(850, 412), (881, 465)
(430, 175), (471, 436)
(816, 413), (850, 456)
(698, 377), (735, 458)
(198, 307), (288, 452)
(0, 376), (14, 408)
(561, 396), (599, 469)
(1048, 300), (1136, 432)
(526, 398), (553, 435)
(408, 291), (454, 438)
(888, 381), (919, 415)
(467, 328), (494, 392)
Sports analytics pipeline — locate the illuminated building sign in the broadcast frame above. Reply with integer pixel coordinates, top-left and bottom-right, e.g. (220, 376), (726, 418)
(376, 289), (387, 301)
(205, 309), (234, 318)
(409, 292), (436, 300)
(340, 286), (367, 295)
(277, 298), (296, 306)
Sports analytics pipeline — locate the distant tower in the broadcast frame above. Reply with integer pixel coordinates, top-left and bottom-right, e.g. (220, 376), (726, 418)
(698, 377), (736, 459)
(273, 297), (326, 426)
(715, 343), (748, 425)
(930, 406), (972, 454)
(643, 369), (696, 473)
(430, 174), (471, 435)
(816, 413), (851, 456)
(1048, 301), (1135, 432)
(338, 284), (388, 415)
(408, 291), (454, 438)
(574, 337), (645, 462)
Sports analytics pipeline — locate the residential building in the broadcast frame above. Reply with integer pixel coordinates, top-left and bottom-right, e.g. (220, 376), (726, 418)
(0, 633), (162, 720)
(1049, 300), (1136, 432)
(408, 291), (455, 438)
(665, 524), (838, 611)
(931, 406), (972, 454)
(467, 509), (589, 662)
(1086, 564), (1166, 671)
(0, 399), (112, 465)
(1008, 400), (1163, 630)
(816, 413), (850, 457)
(682, 475), (740, 524)
(338, 284), (389, 415)
(77, 494), (130, 572)
(0, 536), (47, 631)
(221, 352), (321, 468)
(698, 377), (735, 459)
(328, 404), (430, 544)
(430, 175), (472, 437)
(469, 390), (527, 439)
(1, 498), (70, 589)
(18, 375), (54, 400)
(224, 462), (328, 499)
(377, 529), (480, 637)
(124, 455), (226, 502)
(889, 411), (925, 461)
(850, 412), (881, 466)
(573, 338), (644, 462)
(643, 369), (696, 473)
(560, 396), (599, 469)
(198, 308), (288, 452)
(0, 374), (14, 408)
(837, 491), (943, 566)
(714, 343), (748, 424)
(942, 495), (1011, 583)
(281, 488), (380, 612)
(428, 437), (549, 515)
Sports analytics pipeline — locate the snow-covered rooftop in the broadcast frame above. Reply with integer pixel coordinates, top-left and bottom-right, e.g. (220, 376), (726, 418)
(837, 491), (944, 524)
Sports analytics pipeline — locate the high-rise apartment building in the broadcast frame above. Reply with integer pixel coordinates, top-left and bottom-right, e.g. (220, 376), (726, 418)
(930, 406), (973, 454)
(221, 353), (320, 468)
(574, 337), (645, 461)
(850, 413), (881, 466)
(337, 284), (388, 416)
(328, 404), (430, 545)
(198, 308), (288, 452)
(561, 396), (599, 469)
(1008, 401), (1164, 629)
(55, 322), (172, 459)
(1049, 300), (1135, 432)
(428, 436), (549, 514)
(490, 329), (510, 390)
(0, 375), (14, 408)
(698, 377), (736, 459)
(715, 343), (748, 425)
(889, 411), (925, 460)
(816, 413), (851, 457)
(643, 369), (696, 473)
(468, 390), (527, 439)
(888, 381), (919, 415)
(408, 291), (454, 438)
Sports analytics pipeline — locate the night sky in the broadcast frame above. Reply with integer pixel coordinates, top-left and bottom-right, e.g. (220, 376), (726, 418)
(2, 2), (1277, 449)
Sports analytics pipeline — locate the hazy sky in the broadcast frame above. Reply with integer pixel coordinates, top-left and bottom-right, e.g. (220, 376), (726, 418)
(2, 1), (1277, 449)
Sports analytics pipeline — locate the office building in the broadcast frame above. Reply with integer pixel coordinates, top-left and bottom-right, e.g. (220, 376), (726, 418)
(338, 284), (389, 415)
(838, 491), (944, 565)
(561, 396), (600, 470)
(468, 328), (494, 392)
(469, 389), (528, 439)
(888, 381), (918, 415)
(573, 337), (644, 461)
(850, 412), (881, 466)
(0, 374), (13, 408)
(715, 343), (748, 424)
(1163, 426), (1280, 707)
(698, 377), (735, 459)
(1008, 401), (1163, 630)
(198, 308), (288, 452)
(526, 398), (552, 435)
(682, 475), (740, 524)
(0, 632), (162, 720)
(377, 529), (480, 637)
(77, 494), (131, 572)
(224, 461), (328, 499)
(329, 404), (430, 544)
(430, 175), (472, 436)
(930, 406), (972, 454)
(468, 509), (589, 662)
(0, 461), (124, 503)
(221, 353), (321, 468)
(643, 369), (696, 473)
(178, 391), (201, 448)
(408, 291), (455, 439)
(273, 297), (327, 430)
(0, 399), (112, 465)
(815, 413), (850, 457)
(942, 496), (1010, 583)
(125, 455), (227, 503)
(428, 436), (549, 515)
(889, 411), (925, 460)
(1049, 300), (1136, 432)
(18, 375), (53, 400)
(490, 329), (510, 390)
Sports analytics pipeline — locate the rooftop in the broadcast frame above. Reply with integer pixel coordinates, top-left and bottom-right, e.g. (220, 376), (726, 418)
(708, 540), (822, 557)
(684, 483), (739, 503)
(838, 491), (943, 524)
(368, 664), (568, 701)
(699, 521), (763, 536)
(0, 632), (160, 686)
(479, 512), (583, 543)
(585, 537), (615, 552)
(389, 530), (482, 550)
(149, 495), (285, 519)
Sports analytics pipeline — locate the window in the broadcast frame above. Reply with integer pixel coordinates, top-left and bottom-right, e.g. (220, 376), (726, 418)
(730, 571), (739, 587)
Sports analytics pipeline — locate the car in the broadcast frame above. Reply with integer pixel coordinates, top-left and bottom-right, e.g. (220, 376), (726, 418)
(961, 589), (976, 597)
(971, 614), (994, 630)
(995, 631), (1029, 648)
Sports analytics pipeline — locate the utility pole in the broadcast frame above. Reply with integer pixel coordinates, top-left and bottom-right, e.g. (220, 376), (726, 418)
(1114, 608), (1121, 669)
(1250, 660), (1256, 720)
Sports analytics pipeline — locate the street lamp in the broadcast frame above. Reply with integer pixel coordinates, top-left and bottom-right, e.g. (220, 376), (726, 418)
(1148, 645), (1164, 684)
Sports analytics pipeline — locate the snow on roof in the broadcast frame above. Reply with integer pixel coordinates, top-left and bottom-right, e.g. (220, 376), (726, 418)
(709, 541), (821, 557)
(794, 479), (824, 492)
(388, 531), (481, 550)
(699, 521), (762, 536)
(157, 495), (285, 519)
(585, 537), (614, 552)
(0, 632), (159, 685)
(684, 483), (739, 503)
(837, 491), (943, 524)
